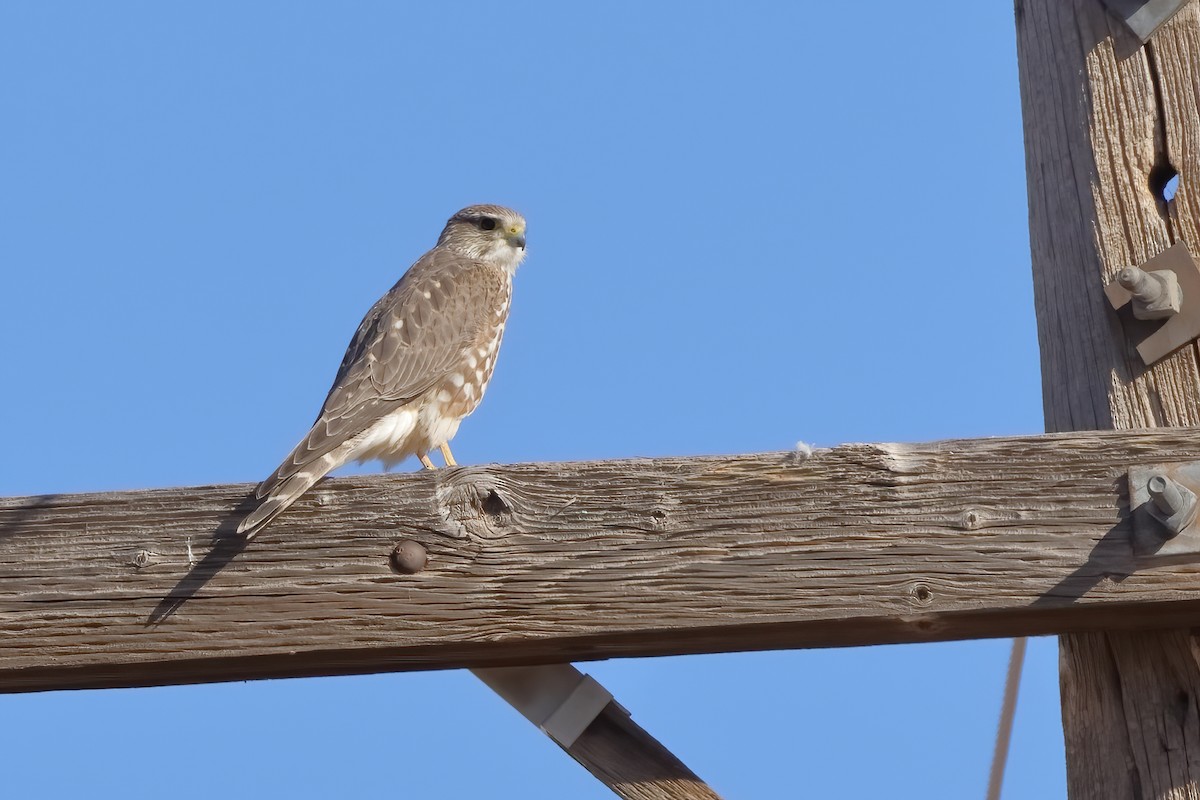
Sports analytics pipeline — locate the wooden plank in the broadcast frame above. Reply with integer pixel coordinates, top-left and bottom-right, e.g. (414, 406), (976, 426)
(1016, 1), (1200, 797)
(8, 428), (1200, 693)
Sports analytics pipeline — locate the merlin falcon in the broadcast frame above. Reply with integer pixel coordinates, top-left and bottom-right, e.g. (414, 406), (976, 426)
(238, 204), (527, 539)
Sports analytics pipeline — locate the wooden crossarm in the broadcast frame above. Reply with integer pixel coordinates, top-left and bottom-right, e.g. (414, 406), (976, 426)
(6, 427), (1200, 693)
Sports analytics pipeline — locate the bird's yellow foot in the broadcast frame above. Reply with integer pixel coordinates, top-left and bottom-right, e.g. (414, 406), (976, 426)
(440, 443), (457, 467)
(419, 453), (436, 470)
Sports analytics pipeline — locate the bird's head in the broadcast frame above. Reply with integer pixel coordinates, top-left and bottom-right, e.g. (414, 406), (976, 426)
(437, 204), (527, 273)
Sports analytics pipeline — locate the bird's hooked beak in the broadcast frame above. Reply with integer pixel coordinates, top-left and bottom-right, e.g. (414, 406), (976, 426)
(506, 223), (526, 250)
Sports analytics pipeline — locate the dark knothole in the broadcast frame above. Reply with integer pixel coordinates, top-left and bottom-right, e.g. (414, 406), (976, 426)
(482, 489), (511, 516)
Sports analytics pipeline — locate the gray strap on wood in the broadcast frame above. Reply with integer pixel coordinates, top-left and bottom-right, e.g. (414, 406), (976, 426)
(472, 664), (616, 748)
(1100, 0), (1189, 42)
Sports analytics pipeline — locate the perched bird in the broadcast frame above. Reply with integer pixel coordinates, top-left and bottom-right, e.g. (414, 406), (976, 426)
(237, 204), (527, 539)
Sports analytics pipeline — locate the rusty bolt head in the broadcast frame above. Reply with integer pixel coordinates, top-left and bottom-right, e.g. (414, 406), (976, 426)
(390, 540), (428, 575)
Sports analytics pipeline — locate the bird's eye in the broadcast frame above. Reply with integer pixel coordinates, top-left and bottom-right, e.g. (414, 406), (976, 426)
(479, 217), (497, 231)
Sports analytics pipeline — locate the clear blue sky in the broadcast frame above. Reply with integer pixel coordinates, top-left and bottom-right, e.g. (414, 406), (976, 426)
(0, 2), (1059, 797)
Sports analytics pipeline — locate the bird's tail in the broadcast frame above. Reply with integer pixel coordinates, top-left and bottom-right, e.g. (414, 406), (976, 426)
(237, 468), (328, 540)
(237, 414), (364, 539)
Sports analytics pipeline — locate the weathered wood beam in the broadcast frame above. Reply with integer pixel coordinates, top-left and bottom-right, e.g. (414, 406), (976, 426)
(570, 705), (723, 800)
(5, 428), (1200, 694)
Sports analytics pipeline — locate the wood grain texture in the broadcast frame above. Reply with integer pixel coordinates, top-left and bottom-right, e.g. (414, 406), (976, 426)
(1017, 1), (1200, 797)
(8, 430), (1200, 693)
(474, 664), (724, 798)
(569, 705), (723, 800)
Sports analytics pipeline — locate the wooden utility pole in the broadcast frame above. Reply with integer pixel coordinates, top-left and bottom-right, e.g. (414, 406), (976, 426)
(1016, 1), (1200, 796)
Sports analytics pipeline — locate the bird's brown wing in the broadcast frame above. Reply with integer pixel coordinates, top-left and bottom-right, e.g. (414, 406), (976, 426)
(253, 246), (501, 501)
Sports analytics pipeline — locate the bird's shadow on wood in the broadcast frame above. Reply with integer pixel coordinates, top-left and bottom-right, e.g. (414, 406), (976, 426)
(146, 492), (259, 625)
(1031, 519), (1133, 607)
(1033, 472), (1135, 606)
(0, 494), (62, 544)
(1029, 475), (1185, 608)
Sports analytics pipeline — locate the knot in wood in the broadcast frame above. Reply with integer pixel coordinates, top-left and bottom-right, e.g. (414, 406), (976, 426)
(646, 497), (680, 531)
(960, 509), (984, 530)
(433, 467), (517, 540)
(908, 582), (934, 607)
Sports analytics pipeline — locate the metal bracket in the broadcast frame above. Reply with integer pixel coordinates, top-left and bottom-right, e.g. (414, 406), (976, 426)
(1105, 243), (1200, 365)
(1100, 0), (1190, 43)
(472, 664), (620, 749)
(1128, 462), (1200, 556)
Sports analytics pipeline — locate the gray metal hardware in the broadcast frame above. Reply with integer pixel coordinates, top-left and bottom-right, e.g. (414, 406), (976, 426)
(472, 664), (619, 749)
(1129, 462), (1200, 555)
(1115, 265), (1182, 319)
(1100, 0), (1190, 43)
(1105, 242), (1200, 365)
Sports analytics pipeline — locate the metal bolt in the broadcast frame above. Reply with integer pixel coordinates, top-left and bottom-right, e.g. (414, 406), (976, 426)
(1114, 266), (1182, 320)
(1149, 475), (1182, 514)
(1146, 473), (1198, 536)
(390, 539), (428, 574)
(1118, 266), (1165, 304)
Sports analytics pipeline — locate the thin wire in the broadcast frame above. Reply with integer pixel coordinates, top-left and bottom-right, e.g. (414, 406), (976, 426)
(986, 637), (1028, 800)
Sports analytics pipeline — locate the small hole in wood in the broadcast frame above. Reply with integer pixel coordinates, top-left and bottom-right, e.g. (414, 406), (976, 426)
(481, 490), (511, 516)
(651, 509), (667, 520)
(1150, 162), (1180, 204)
(913, 584), (933, 604)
